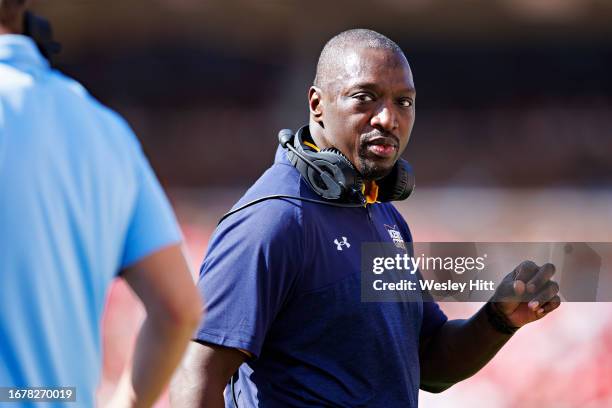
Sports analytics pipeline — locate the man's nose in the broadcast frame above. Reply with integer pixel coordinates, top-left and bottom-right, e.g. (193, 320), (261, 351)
(370, 104), (398, 132)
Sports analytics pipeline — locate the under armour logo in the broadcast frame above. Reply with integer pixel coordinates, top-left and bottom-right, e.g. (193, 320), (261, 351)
(334, 237), (350, 251)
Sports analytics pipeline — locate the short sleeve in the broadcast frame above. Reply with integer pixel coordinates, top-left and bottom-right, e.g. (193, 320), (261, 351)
(120, 145), (182, 268)
(420, 302), (448, 340)
(195, 199), (304, 357)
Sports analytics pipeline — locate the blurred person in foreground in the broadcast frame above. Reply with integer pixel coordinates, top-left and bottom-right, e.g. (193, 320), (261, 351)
(171, 29), (561, 407)
(0, 1), (202, 406)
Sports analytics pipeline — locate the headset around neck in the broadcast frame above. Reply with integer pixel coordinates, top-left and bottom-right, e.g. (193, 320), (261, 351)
(218, 126), (415, 226)
(281, 125), (415, 204)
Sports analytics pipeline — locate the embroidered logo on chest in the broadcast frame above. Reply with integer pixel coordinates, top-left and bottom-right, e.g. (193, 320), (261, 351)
(384, 224), (406, 250)
(334, 236), (351, 251)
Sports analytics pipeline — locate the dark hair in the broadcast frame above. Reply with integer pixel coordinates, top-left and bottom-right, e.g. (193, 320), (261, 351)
(0, 0), (28, 8)
(0, 0), (28, 23)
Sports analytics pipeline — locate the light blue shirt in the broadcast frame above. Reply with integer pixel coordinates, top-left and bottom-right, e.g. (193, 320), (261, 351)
(0, 35), (182, 407)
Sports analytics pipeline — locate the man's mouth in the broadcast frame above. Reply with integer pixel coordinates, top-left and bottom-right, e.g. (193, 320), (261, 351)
(364, 138), (398, 159)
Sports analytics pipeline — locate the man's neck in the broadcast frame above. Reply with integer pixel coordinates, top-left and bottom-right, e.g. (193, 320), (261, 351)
(0, 24), (22, 35)
(0, 8), (24, 34)
(308, 120), (331, 151)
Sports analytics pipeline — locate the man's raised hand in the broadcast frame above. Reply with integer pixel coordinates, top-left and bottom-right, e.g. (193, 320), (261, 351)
(490, 261), (561, 329)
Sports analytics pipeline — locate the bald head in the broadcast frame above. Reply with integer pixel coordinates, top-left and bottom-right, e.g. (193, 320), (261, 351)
(313, 29), (406, 91)
(307, 29), (416, 181)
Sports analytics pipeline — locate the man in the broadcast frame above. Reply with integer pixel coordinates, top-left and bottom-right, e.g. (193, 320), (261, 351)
(171, 29), (560, 407)
(0, 1), (202, 407)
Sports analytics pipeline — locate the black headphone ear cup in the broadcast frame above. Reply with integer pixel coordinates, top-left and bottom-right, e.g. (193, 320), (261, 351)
(377, 159), (415, 202)
(283, 126), (365, 203)
(285, 129), (342, 199)
(306, 161), (344, 200)
(319, 147), (364, 199)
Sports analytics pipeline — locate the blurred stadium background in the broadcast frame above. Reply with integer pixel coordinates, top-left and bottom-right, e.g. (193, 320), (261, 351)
(30, 0), (612, 406)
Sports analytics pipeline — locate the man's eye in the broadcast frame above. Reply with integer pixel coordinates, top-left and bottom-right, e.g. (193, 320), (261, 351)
(354, 93), (374, 102)
(399, 98), (414, 107)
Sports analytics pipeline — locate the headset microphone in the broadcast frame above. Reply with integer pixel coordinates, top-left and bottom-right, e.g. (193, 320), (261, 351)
(277, 129), (294, 148)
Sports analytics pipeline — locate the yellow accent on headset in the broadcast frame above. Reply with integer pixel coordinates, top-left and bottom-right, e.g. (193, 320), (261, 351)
(362, 181), (379, 204)
(303, 140), (320, 152)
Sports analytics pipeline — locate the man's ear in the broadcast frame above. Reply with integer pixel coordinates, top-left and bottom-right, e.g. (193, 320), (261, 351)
(308, 86), (324, 124)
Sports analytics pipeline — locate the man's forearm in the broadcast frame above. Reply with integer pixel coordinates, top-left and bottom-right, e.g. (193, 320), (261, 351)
(419, 304), (514, 393)
(169, 367), (226, 408)
(169, 341), (247, 408)
(110, 314), (198, 407)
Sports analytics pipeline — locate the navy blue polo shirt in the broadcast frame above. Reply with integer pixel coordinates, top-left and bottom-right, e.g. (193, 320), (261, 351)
(196, 145), (447, 407)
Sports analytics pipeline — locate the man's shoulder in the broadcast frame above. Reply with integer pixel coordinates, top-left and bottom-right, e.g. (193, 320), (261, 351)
(0, 62), (83, 101)
(222, 188), (304, 234)
(245, 163), (301, 196)
(49, 71), (136, 136)
(232, 149), (314, 210)
(0, 63), (30, 92)
(58, 74), (144, 156)
(0, 63), (136, 142)
(215, 157), (308, 237)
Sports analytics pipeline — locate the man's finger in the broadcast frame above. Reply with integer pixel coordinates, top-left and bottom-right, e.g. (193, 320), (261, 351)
(513, 280), (526, 297)
(527, 280), (560, 311)
(539, 295), (562, 314)
(526, 263), (556, 294)
(493, 276), (522, 301)
(513, 260), (540, 288)
(492, 261), (539, 305)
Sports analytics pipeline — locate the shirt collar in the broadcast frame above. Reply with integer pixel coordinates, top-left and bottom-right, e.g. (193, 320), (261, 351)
(0, 34), (49, 70)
